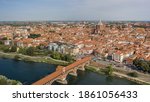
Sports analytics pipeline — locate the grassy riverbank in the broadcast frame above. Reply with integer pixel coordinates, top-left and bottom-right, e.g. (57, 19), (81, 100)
(85, 65), (150, 85)
(0, 51), (69, 85)
(0, 51), (69, 66)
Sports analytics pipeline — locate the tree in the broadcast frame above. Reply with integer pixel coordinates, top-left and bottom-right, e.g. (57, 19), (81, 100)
(51, 52), (61, 60)
(14, 55), (20, 60)
(141, 61), (149, 72)
(28, 34), (41, 39)
(1, 37), (7, 40)
(2, 46), (10, 53)
(26, 47), (35, 56)
(133, 58), (139, 66)
(0, 41), (3, 44)
(133, 58), (150, 72)
(127, 72), (138, 77)
(10, 46), (17, 52)
(18, 47), (27, 55)
(63, 54), (73, 62)
(105, 65), (114, 76)
(0, 75), (7, 85)
(0, 75), (22, 85)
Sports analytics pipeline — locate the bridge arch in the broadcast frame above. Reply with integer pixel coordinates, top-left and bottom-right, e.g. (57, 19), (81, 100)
(48, 78), (64, 85)
(32, 56), (92, 85)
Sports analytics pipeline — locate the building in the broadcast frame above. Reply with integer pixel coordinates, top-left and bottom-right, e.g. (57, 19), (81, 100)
(4, 40), (11, 45)
(112, 50), (134, 63)
(93, 20), (106, 34)
(48, 42), (79, 55)
(48, 42), (59, 51)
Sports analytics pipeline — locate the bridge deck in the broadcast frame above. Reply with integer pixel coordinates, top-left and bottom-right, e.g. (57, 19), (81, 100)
(32, 56), (91, 85)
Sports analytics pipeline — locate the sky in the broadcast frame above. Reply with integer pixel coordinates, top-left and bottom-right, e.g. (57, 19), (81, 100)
(0, 0), (149, 21)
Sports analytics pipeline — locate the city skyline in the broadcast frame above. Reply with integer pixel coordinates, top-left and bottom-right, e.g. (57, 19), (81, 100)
(0, 0), (150, 21)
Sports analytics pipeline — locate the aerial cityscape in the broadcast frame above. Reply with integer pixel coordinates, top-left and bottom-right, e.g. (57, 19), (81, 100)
(0, 0), (150, 85)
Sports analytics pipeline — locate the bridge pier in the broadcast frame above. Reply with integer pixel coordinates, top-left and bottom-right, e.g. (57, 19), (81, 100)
(78, 64), (86, 71)
(69, 68), (78, 76)
(45, 82), (50, 85)
(69, 72), (77, 76)
(56, 79), (68, 85)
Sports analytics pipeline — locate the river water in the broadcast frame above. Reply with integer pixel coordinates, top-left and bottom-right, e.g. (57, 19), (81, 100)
(0, 58), (138, 85)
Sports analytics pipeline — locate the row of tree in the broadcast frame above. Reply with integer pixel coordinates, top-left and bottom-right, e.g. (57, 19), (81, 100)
(0, 43), (74, 62)
(0, 45), (36, 56)
(49, 51), (74, 62)
(133, 58), (150, 73)
(19, 47), (35, 56)
(0, 45), (17, 53)
(28, 34), (41, 39)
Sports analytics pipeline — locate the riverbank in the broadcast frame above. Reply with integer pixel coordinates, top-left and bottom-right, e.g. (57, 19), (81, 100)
(86, 65), (150, 85)
(0, 75), (22, 85)
(1, 51), (149, 85)
(0, 51), (69, 66)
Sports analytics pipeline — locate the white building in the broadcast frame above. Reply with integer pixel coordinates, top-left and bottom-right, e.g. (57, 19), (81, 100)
(112, 50), (134, 63)
(48, 42), (79, 55)
(4, 40), (11, 45)
(48, 42), (59, 51)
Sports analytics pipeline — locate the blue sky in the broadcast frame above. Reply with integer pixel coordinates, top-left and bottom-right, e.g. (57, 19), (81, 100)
(0, 0), (149, 21)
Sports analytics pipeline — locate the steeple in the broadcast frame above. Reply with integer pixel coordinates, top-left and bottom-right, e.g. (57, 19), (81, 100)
(98, 19), (103, 25)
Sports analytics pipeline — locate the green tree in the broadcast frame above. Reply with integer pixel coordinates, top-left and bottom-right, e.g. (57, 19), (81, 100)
(1, 37), (7, 40)
(26, 47), (35, 56)
(18, 47), (27, 55)
(0, 75), (22, 85)
(53, 52), (61, 60)
(64, 54), (73, 62)
(28, 34), (41, 39)
(105, 65), (114, 76)
(133, 59), (150, 72)
(127, 72), (138, 77)
(10, 46), (17, 52)
(14, 55), (20, 60)
(133, 58), (139, 66)
(0, 76), (7, 85)
(0, 41), (3, 44)
(2, 46), (10, 53)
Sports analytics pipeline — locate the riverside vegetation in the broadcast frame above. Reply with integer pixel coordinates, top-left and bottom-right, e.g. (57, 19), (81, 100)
(0, 44), (74, 65)
(86, 64), (150, 85)
(0, 44), (74, 85)
(86, 65), (114, 76)
(133, 58), (150, 73)
(0, 75), (22, 85)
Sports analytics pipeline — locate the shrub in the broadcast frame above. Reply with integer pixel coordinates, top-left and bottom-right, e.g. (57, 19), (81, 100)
(10, 46), (17, 52)
(0, 75), (22, 85)
(127, 72), (138, 77)
(14, 55), (20, 60)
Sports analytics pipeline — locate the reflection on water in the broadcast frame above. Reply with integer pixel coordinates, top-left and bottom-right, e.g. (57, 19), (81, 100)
(0, 58), (57, 85)
(0, 58), (138, 85)
(53, 70), (138, 85)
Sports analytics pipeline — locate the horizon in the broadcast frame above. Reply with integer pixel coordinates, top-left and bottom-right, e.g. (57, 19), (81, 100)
(0, 20), (150, 22)
(0, 0), (150, 21)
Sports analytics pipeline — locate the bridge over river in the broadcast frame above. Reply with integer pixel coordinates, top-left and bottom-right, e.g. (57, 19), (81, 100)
(32, 56), (91, 85)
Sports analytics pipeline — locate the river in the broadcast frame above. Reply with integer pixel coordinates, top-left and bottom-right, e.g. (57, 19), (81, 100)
(0, 58), (138, 85)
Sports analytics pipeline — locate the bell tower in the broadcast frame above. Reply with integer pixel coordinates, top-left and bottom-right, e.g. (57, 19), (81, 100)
(93, 20), (105, 34)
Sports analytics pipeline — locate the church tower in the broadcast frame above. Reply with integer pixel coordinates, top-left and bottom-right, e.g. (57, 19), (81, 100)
(93, 20), (105, 34)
